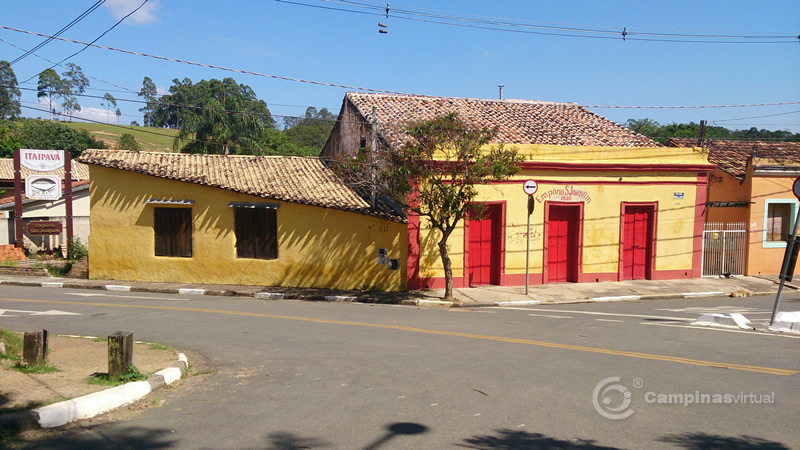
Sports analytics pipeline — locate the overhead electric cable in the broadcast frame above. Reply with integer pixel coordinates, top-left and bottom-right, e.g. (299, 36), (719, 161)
(0, 37), (136, 93)
(22, 0), (150, 85)
(9, 0), (105, 65)
(0, 24), (411, 95)
(277, 0), (798, 44)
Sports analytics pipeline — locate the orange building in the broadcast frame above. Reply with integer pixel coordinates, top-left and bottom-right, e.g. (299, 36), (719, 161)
(671, 139), (800, 277)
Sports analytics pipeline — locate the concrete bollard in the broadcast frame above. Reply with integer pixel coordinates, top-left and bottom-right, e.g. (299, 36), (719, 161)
(108, 331), (133, 382)
(23, 329), (48, 366)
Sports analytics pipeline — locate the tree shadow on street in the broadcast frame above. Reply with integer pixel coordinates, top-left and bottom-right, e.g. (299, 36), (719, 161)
(265, 431), (330, 449)
(458, 428), (619, 449)
(658, 432), (790, 449)
(5, 425), (176, 449)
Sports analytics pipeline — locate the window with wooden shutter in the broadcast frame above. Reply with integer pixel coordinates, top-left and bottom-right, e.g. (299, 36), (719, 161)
(235, 207), (277, 259)
(154, 207), (192, 257)
(767, 203), (791, 242)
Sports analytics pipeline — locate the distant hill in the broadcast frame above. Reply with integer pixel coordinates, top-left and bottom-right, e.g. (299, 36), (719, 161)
(61, 122), (180, 152)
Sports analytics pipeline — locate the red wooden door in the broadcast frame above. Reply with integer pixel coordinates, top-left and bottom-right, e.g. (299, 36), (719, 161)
(468, 205), (500, 285)
(623, 206), (652, 280)
(547, 206), (578, 283)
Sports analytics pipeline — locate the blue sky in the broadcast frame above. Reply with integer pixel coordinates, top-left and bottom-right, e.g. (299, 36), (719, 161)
(2, 0), (798, 133)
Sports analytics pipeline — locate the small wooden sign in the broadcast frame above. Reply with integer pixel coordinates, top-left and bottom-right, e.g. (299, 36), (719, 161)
(26, 221), (63, 236)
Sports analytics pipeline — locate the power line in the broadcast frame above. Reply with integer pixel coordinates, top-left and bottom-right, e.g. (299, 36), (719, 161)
(0, 24), (412, 95)
(587, 102), (800, 109)
(712, 110), (800, 123)
(0, 37), (137, 94)
(9, 1), (105, 65)
(278, 0), (799, 44)
(21, 0), (150, 85)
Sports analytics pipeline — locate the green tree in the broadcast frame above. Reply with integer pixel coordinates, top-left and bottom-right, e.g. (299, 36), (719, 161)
(624, 118), (800, 144)
(336, 113), (523, 300)
(102, 92), (117, 123)
(283, 106), (337, 155)
(60, 63), (89, 120)
(115, 107), (121, 124)
(138, 76), (158, 127)
(118, 133), (140, 150)
(169, 77), (275, 155)
(37, 68), (62, 120)
(18, 118), (106, 157)
(0, 61), (21, 119)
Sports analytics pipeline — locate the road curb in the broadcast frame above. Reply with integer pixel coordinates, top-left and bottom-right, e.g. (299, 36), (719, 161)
(31, 352), (189, 429)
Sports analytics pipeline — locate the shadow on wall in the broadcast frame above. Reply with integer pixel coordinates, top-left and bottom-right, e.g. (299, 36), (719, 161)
(92, 181), (403, 291)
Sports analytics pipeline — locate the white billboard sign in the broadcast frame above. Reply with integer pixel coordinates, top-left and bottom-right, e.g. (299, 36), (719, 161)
(20, 149), (65, 172)
(25, 175), (62, 201)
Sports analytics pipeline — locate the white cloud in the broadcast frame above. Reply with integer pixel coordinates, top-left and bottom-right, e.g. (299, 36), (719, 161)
(156, 85), (169, 96)
(36, 97), (119, 123)
(104, 0), (161, 25)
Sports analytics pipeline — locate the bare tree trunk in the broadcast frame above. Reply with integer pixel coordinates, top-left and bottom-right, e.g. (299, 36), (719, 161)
(438, 239), (454, 301)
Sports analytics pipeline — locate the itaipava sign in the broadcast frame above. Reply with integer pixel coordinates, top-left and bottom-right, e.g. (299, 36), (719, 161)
(20, 149), (65, 172)
(26, 221), (63, 236)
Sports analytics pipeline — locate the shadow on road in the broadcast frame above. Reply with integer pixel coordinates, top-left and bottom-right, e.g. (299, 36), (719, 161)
(4, 425), (176, 449)
(458, 428), (618, 449)
(658, 432), (790, 449)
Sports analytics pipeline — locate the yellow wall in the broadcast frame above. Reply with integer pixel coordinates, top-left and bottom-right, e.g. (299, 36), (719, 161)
(416, 145), (709, 282)
(88, 166), (406, 291)
(746, 175), (798, 275)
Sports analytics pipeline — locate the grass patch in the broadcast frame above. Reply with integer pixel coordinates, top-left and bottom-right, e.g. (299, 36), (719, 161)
(45, 263), (72, 277)
(91, 336), (108, 342)
(62, 122), (179, 152)
(87, 366), (147, 386)
(148, 342), (173, 351)
(13, 362), (60, 374)
(0, 328), (23, 360)
(0, 260), (17, 267)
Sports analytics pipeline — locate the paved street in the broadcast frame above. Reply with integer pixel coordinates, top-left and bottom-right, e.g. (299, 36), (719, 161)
(1, 286), (798, 448)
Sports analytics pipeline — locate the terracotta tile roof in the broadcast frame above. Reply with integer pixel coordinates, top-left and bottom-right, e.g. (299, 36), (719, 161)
(78, 150), (405, 222)
(0, 158), (90, 181)
(0, 180), (89, 207)
(345, 92), (658, 148)
(669, 138), (800, 177)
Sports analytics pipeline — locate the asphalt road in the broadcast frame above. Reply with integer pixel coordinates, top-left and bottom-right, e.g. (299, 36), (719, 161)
(1, 286), (798, 449)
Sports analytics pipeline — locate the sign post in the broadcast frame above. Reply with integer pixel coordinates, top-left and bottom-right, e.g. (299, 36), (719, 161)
(523, 180), (538, 295)
(770, 178), (800, 325)
(13, 149), (70, 251)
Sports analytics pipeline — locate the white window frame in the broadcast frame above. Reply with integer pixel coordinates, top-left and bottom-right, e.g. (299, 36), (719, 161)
(762, 199), (799, 248)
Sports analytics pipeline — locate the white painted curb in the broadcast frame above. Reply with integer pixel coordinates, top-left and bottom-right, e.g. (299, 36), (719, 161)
(592, 295), (640, 302)
(41, 282), (63, 288)
(35, 380), (152, 428)
(324, 295), (356, 302)
(682, 291), (725, 298)
(105, 285), (132, 291)
(178, 288), (205, 295)
(33, 352), (189, 428)
(694, 313), (752, 329)
(254, 292), (285, 299)
(416, 299), (453, 308)
(769, 311), (800, 333)
(493, 300), (541, 306)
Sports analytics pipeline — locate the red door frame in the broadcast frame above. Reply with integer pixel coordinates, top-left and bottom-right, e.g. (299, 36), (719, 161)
(463, 201), (506, 287)
(618, 201), (658, 281)
(542, 201), (584, 284)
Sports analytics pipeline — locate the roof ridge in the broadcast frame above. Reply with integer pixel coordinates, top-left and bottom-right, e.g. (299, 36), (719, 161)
(346, 91), (578, 106)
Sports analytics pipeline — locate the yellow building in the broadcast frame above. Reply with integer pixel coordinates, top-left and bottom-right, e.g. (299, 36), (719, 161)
(79, 150), (407, 291)
(323, 93), (714, 289)
(671, 139), (800, 277)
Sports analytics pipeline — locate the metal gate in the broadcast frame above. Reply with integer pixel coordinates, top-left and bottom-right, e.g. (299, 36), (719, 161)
(702, 222), (747, 277)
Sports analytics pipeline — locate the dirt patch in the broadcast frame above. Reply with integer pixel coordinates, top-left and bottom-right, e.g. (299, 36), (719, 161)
(0, 335), (178, 410)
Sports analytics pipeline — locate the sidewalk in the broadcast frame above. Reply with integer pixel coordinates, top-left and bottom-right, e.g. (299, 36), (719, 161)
(0, 271), (793, 307)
